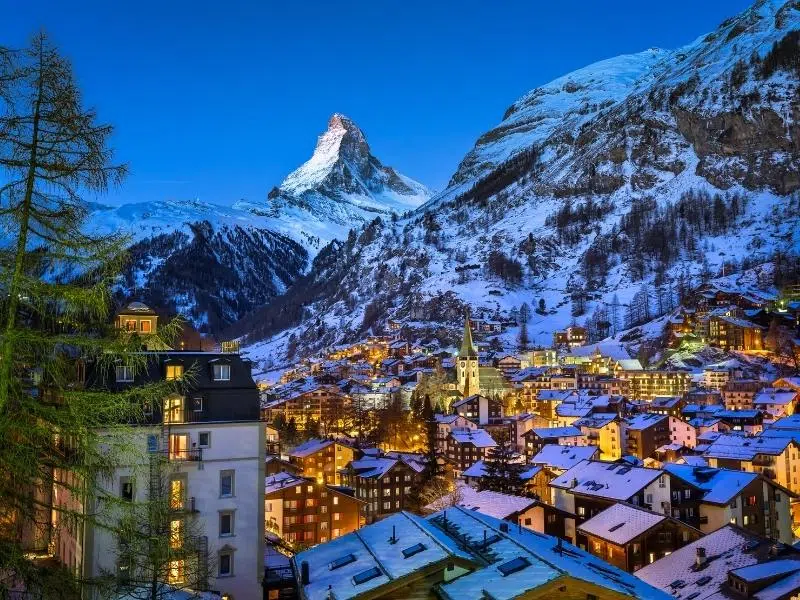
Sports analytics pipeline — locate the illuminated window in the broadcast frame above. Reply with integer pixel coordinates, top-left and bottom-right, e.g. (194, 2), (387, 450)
(124, 319), (137, 331)
(168, 434), (189, 460)
(170, 519), (183, 549)
(139, 320), (152, 333)
(165, 364), (183, 380)
(164, 395), (184, 423)
(170, 479), (185, 510)
(168, 559), (185, 584)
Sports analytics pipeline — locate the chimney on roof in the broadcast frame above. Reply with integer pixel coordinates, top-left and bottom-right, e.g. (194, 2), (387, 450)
(301, 561), (310, 586)
(390, 525), (397, 544)
(695, 547), (707, 568)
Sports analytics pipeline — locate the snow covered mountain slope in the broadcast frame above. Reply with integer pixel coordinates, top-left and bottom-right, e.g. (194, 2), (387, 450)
(89, 115), (430, 331)
(237, 0), (800, 376)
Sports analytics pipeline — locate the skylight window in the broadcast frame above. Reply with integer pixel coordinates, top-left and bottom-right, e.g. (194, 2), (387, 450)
(329, 554), (356, 570)
(497, 557), (531, 577)
(352, 566), (382, 585)
(402, 543), (426, 558)
(608, 523), (625, 532)
(696, 576), (712, 586)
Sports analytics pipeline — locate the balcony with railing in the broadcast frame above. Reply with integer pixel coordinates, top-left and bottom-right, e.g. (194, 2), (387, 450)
(167, 448), (203, 462)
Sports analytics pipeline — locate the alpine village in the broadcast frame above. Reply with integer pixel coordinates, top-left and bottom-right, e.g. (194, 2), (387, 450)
(3, 1), (800, 600)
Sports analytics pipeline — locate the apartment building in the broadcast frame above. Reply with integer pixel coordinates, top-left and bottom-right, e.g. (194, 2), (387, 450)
(57, 349), (266, 600)
(264, 472), (362, 546)
(288, 438), (355, 485)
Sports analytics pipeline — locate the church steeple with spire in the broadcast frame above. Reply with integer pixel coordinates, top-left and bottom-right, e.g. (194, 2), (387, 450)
(456, 310), (480, 397)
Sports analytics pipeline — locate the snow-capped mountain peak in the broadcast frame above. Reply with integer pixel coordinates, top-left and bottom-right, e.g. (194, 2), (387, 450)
(270, 113), (431, 222)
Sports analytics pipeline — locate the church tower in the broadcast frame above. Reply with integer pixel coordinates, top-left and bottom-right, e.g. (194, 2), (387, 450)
(456, 311), (480, 397)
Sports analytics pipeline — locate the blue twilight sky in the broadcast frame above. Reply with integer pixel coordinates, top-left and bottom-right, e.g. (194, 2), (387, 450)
(2, 0), (752, 206)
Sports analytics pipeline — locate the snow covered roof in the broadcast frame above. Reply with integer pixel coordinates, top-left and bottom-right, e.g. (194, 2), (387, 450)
(555, 402), (592, 418)
(704, 433), (793, 460)
(568, 342), (632, 361)
(663, 464), (758, 505)
(510, 367), (548, 382)
(635, 525), (800, 600)
(651, 396), (682, 408)
(731, 559), (800, 583)
(530, 426), (584, 439)
(265, 471), (306, 495)
(617, 359), (644, 371)
(578, 503), (667, 545)
(574, 413), (618, 429)
(771, 414), (800, 430)
(437, 485), (538, 520)
(536, 389), (576, 401)
(452, 394), (489, 408)
(430, 507), (670, 600)
(289, 438), (334, 458)
(624, 413), (668, 431)
(450, 428), (497, 448)
(293, 511), (473, 600)
(530, 445), (598, 470)
(550, 460), (663, 501)
(678, 455), (709, 467)
(753, 388), (797, 406)
(347, 457), (400, 479)
(716, 315), (765, 330)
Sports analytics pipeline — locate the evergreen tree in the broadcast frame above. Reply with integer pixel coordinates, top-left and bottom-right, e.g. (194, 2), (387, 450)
(517, 320), (529, 352)
(519, 302), (530, 324)
(0, 33), (179, 596)
(537, 298), (546, 314)
(422, 396), (440, 477)
(478, 432), (526, 495)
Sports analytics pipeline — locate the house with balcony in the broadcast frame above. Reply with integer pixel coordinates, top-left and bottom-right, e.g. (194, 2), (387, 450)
(62, 347), (265, 600)
(662, 464), (793, 543)
(574, 413), (626, 460)
(549, 460), (671, 550)
(703, 433), (800, 499)
(288, 438), (355, 486)
(522, 426), (586, 459)
(636, 525), (800, 600)
(578, 502), (701, 572)
(625, 413), (670, 460)
(339, 456), (425, 524)
(264, 472), (363, 547)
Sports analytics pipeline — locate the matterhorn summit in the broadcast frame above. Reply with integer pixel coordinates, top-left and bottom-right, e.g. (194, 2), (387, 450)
(269, 113), (430, 225)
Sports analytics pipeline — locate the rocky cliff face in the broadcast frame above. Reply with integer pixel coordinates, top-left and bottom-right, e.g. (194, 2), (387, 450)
(239, 0), (800, 375)
(118, 222), (307, 332)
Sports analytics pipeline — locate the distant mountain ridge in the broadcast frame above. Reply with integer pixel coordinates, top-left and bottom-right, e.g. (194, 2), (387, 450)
(237, 0), (800, 376)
